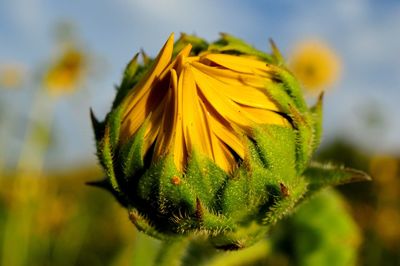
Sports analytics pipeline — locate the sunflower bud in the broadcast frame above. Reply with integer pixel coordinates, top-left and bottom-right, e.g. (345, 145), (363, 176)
(91, 33), (369, 249)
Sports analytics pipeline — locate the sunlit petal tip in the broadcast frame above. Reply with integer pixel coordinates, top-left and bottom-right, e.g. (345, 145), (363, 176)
(179, 43), (193, 57)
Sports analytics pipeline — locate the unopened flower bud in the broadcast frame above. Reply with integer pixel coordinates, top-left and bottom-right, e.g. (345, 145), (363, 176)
(91, 33), (369, 249)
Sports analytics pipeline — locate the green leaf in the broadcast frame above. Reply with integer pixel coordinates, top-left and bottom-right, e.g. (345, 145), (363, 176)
(286, 189), (361, 266)
(304, 162), (371, 192)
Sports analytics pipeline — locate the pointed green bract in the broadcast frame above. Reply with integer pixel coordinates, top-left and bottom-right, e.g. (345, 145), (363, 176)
(310, 93), (324, 152)
(184, 152), (227, 209)
(120, 120), (148, 178)
(304, 162), (371, 193)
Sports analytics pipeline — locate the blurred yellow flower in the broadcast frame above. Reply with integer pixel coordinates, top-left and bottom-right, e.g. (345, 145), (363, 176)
(120, 34), (289, 173)
(376, 207), (400, 248)
(43, 47), (86, 94)
(0, 63), (25, 89)
(369, 155), (398, 185)
(289, 40), (340, 93)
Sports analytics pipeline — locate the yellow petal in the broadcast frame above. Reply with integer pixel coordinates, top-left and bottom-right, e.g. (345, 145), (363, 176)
(122, 33), (175, 121)
(153, 75), (175, 158)
(120, 76), (169, 139)
(191, 67), (256, 134)
(181, 65), (213, 158)
(212, 137), (236, 173)
(191, 62), (279, 110)
(238, 105), (289, 126)
(205, 104), (246, 159)
(201, 53), (270, 75)
(171, 69), (186, 170)
(159, 43), (192, 80)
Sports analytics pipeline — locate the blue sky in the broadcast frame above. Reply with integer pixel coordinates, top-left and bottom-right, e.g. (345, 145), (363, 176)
(1, 0), (399, 169)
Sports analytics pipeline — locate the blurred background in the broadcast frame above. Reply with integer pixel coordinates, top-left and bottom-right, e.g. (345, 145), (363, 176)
(0, 0), (399, 265)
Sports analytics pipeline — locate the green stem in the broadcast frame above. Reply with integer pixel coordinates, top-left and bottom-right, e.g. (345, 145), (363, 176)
(155, 238), (190, 266)
(1, 88), (56, 266)
(204, 239), (271, 266)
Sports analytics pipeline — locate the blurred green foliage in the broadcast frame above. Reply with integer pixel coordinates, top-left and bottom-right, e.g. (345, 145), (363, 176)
(1, 140), (399, 265)
(0, 167), (141, 266)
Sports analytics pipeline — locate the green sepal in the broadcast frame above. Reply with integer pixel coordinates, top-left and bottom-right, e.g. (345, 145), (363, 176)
(263, 176), (308, 225)
(243, 139), (280, 210)
(310, 93), (324, 152)
(106, 105), (124, 148)
(269, 39), (285, 66)
(210, 221), (268, 250)
(221, 168), (252, 220)
(137, 155), (195, 216)
(303, 162), (371, 193)
(90, 108), (105, 143)
(289, 105), (316, 174)
(268, 66), (308, 112)
(253, 125), (297, 182)
(175, 200), (236, 235)
(123, 53), (140, 83)
(119, 119), (148, 178)
(128, 208), (168, 240)
(98, 126), (120, 193)
(199, 208), (236, 234)
(263, 81), (297, 114)
(173, 33), (208, 57)
(112, 54), (153, 108)
(157, 157), (195, 215)
(112, 53), (138, 108)
(184, 151), (227, 209)
(140, 49), (151, 65)
(209, 33), (274, 62)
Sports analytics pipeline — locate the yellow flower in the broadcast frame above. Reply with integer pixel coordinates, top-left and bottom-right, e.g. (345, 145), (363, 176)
(44, 47), (86, 93)
(289, 40), (340, 93)
(0, 63), (25, 89)
(120, 34), (289, 173)
(92, 33), (369, 249)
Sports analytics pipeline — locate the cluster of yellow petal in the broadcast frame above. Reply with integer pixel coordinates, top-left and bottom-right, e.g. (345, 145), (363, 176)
(120, 34), (288, 173)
